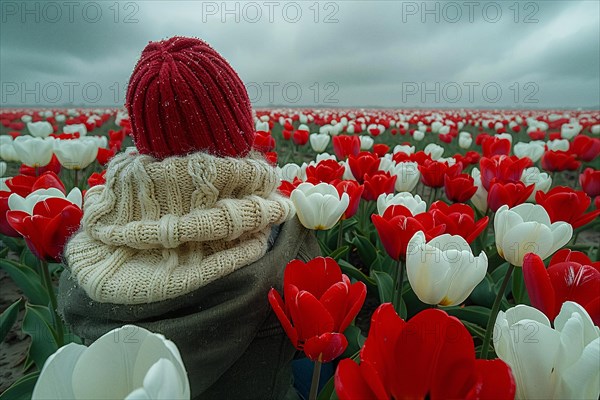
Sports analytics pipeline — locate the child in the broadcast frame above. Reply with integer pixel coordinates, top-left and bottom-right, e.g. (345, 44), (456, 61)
(58, 36), (320, 400)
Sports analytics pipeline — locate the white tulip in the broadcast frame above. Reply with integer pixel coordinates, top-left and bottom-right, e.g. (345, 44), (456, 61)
(54, 139), (99, 170)
(21, 114), (33, 123)
(591, 124), (600, 135)
(255, 121), (269, 132)
(12, 136), (54, 167)
(378, 157), (396, 174)
(32, 325), (190, 400)
(417, 124), (427, 133)
(63, 123), (87, 136)
(27, 121), (53, 138)
(290, 182), (349, 230)
(309, 133), (330, 153)
(279, 163), (302, 182)
(471, 168), (488, 214)
(431, 121), (443, 133)
(377, 192), (426, 216)
(393, 145), (415, 155)
(9, 187), (82, 214)
(521, 167), (552, 201)
(438, 125), (450, 135)
(340, 161), (355, 181)
(406, 231), (487, 306)
(560, 123), (582, 139)
(514, 141), (545, 163)
(0, 141), (19, 163)
(0, 161), (6, 177)
(459, 134), (472, 149)
(413, 130), (425, 141)
(494, 203), (572, 267)
(494, 302), (600, 400)
(359, 135), (374, 151)
(546, 139), (569, 152)
(55, 114), (66, 122)
(424, 143), (444, 160)
(0, 177), (9, 192)
(315, 152), (336, 163)
(391, 162), (420, 192)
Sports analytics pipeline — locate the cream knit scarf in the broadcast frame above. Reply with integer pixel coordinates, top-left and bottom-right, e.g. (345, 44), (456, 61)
(65, 150), (294, 304)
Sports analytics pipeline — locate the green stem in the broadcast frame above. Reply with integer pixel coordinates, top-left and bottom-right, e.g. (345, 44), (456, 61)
(309, 359), (322, 400)
(73, 169), (79, 190)
(480, 264), (514, 359)
(337, 219), (344, 250)
(392, 259), (404, 314)
(40, 259), (64, 346)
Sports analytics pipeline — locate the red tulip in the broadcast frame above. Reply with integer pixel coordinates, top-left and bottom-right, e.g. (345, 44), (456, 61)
(372, 144), (389, 157)
(333, 135), (360, 160)
(523, 253), (600, 326)
(536, 186), (600, 229)
(444, 173), (477, 203)
(278, 178), (302, 197)
(579, 168), (600, 198)
(335, 304), (515, 400)
(439, 133), (452, 143)
(268, 257), (366, 362)
(418, 160), (462, 188)
(372, 205), (445, 261)
(362, 171), (396, 201)
(541, 150), (580, 172)
(19, 154), (62, 177)
(0, 192), (19, 237)
(479, 155), (530, 191)
(253, 130), (276, 152)
(429, 201), (488, 244)
(570, 135), (600, 162)
(108, 129), (126, 143)
(487, 180), (534, 212)
(528, 130), (546, 140)
(96, 147), (116, 166)
(348, 152), (380, 184)
(293, 129), (309, 146)
(282, 129), (292, 140)
(6, 197), (83, 262)
(481, 136), (511, 157)
(88, 170), (107, 188)
(335, 180), (364, 219)
(305, 159), (345, 184)
(264, 151), (277, 165)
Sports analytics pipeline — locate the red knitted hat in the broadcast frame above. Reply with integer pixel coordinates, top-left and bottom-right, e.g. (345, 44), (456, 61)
(126, 36), (255, 159)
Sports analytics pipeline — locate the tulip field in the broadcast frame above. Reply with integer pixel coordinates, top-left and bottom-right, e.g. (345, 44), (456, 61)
(1, 107), (599, 399)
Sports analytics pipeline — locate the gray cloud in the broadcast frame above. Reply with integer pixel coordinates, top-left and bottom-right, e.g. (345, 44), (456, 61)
(1, 0), (598, 108)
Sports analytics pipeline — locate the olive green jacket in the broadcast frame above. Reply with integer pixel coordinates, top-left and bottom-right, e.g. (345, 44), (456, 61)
(58, 218), (320, 400)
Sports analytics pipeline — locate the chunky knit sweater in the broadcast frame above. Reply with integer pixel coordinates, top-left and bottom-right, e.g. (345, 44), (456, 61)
(65, 150), (294, 304)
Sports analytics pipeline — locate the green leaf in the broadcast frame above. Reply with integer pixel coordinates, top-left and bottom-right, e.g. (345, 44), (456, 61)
(0, 298), (22, 342)
(469, 274), (495, 308)
(328, 246), (349, 262)
(0, 259), (49, 306)
(461, 320), (487, 341)
(371, 270), (393, 304)
(0, 246), (8, 258)
(22, 303), (59, 370)
(352, 235), (379, 269)
(444, 305), (491, 328)
(0, 371), (40, 400)
(338, 260), (376, 288)
(512, 267), (527, 304)
(340, 325), (365, 359)
(316, 235), (333, 256)
(20, 247), (40, 271)
(490, 262), (509, 284)
(0, 235), (25, 254)
(316, 374), (338, 400)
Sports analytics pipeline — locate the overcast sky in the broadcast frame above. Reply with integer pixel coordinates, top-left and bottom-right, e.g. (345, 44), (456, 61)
(1, 0), (599, 108)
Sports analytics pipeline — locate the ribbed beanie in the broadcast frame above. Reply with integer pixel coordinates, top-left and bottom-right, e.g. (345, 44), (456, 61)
(126, 36), (255, 159)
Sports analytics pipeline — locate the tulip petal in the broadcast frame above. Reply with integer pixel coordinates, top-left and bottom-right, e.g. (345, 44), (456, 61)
(32, 343), (86, 400)
(556, 338), (600, 399)
(523, 253), (557, 320)
(126, 358), (187, 400)
(268, 288), (298, 348)
(304, 332), (348, 362)
(501, 222), (553, 266)
(335, 359), (381, 400)
(547, 221), (573, 258)
(472, 359), (516, 400)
